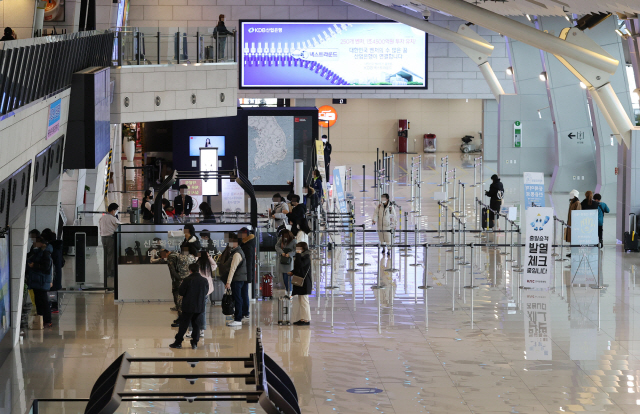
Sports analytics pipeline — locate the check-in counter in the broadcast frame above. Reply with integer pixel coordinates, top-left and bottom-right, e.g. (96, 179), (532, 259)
(115, 223), (252, 302)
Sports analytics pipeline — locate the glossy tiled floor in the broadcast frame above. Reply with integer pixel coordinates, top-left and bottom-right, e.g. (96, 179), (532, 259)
(1, 152), (638, 414)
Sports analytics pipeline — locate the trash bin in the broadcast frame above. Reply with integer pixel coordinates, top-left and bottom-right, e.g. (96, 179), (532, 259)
(424, 134), (436, 153)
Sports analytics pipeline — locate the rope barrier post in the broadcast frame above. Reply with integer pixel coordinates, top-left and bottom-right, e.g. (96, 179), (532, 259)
(418, 245), (433, 290)
(551, 216), (559, 257)
(513, 225), (523, 273)
(500, 214), (509, 256)
(372, 244), (384, 290)
(434, 202), (444, 239)
(326, 242), (337, 290)
(464, 243), (478, 289)
(360, 164), (367, 193)
(460, 182), (466, 217)
(385, 229), (399, 272)
(506, 221), (515, 262)
(357, 227), (371, 267)
(590, 248), (607, 289)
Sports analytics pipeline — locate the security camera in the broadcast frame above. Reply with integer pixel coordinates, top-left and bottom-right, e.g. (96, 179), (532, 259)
(422, 9), (430, 20)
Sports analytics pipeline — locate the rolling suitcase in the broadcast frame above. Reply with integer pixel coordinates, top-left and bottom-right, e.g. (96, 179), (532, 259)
(481, 207), (494, 229)
(209, 277), (225, 305)
(261, 274), (273, 300)
(624, 213), (640, 252)
(277, 296), (291, 325)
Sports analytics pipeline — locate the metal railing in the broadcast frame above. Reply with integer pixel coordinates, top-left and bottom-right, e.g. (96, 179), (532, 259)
(0, 30), (114, 117)
(111, 27), (237, 66)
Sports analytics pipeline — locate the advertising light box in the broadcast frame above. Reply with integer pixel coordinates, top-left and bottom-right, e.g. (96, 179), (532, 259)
(240, 21), (427, 89)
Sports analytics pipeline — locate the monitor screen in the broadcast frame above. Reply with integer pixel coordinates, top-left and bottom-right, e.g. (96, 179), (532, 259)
(189, 136), (225, 157)
(200, 147), (219, 196)
(240, 21), (427, 89)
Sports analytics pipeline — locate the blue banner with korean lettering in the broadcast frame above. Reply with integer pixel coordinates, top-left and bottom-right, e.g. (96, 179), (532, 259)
(524, 207), (554, 289)
(523, 172), (545, 209)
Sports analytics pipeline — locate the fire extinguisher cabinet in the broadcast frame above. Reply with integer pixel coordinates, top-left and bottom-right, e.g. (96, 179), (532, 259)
(424, 134), (436, 153)
(398, 119), (409, 153)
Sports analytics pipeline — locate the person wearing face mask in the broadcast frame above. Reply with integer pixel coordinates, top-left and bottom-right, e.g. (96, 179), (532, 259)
(372, 193), (396, 255)
(287, 194), (306, 224)
(27, 229), (41, 260)
(269, 193), (289, 230)
(141, 190), (154, 224)
(174, 184), (194, 218)
(180, 224), (202, 252)
(289, 242), (312, 326)
(275, 230), (296, 296)
(221, 233), (248, 327)
(99, 203), (120, 282)
(311, 170), (324, 206)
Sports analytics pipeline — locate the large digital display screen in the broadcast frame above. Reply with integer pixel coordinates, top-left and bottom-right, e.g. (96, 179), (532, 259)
(240, 21), (427, 88)
(189, 136), (226, 157)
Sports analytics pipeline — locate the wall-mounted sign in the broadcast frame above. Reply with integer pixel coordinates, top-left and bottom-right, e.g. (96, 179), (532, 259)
(47, 99), (62, 140)
(514, 121), (522, 148)
(318, 105), (337, 128)
(181, 179), (202, 196)
(332, 98), (347, 104)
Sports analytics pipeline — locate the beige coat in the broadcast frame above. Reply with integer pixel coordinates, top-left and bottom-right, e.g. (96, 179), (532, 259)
(565, 198), (582, 243)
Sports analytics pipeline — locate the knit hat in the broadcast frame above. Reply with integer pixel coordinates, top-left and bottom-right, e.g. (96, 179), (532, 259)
(569, 189), (579, 199)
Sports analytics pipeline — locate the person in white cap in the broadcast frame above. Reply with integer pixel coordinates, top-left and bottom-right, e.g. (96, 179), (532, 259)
(565, 189), (582, 257)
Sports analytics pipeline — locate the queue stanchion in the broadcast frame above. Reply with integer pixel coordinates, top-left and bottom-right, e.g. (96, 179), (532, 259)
(385, 229), (399, 272)
(464, 243), (478, 289)
(418, 245), (433, 290)
(459, 221), (470, 265)
(326, 242), (338, 290)
(447, 212), (455, 253)
(434, 202), (445, 239)
(475, 199), (483, 238)
(410, 223), (421, 267)
(357, 227), (371, 267)
(372, 244), (384, 290)
(590, 248), (607, 289)
(500, 214), (509, 256)
(360, 164), (368, 193)
(513, 226), (523, 273)
(401, 212), (411, 257)
(506, 221), (515, 262)
(460, 182), (466, 217)
(551, 216), (559, 257)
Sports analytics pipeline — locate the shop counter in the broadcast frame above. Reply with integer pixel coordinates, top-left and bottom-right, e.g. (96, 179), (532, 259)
(116, 264), (173, 302)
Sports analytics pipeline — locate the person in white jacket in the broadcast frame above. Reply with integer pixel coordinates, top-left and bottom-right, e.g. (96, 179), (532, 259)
(372, 193), (396, 255)
(268, 193), (289, 230)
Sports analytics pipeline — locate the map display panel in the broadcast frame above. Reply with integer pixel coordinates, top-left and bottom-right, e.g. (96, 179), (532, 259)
(247, 116), (294, 186)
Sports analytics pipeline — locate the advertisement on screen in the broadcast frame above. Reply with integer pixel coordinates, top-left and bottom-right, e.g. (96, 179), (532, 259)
(189, 136), (225, 157)
(240, 21), (427, 88)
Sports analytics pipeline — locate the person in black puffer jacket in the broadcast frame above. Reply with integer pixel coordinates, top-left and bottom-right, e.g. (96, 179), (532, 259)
(26, 237), (53, 327)
(485, 174), (504, 227)
(289, 242), (312, 326)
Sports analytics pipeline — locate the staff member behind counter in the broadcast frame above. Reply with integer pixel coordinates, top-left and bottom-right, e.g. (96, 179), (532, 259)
(174, 184), (194, 217)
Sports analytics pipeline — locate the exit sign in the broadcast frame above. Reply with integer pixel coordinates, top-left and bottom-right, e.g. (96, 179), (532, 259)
(514, 121), (522, 148)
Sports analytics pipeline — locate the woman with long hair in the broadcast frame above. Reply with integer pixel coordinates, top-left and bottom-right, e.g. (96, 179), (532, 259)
(186, 250), (216, 338)
(289, 242), (312, 325)
(199, 202), (216, 223)
(581, 190), (600, 211)
(275, 229), (296, 296)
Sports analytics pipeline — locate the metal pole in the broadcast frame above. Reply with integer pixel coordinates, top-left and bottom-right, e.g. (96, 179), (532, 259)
(372, 244), (384, 289)
(361, 164), (367, 193)
(196, 31), (200, 63)
(435, 202), (444, 239)
(358, 227), (370, 267)
(419, 245), (433, 290)
(136, 31), (141, 65)
(117, 32), (123, 66)
(464, 244), (478, 289)
(326, 242), (337, 289)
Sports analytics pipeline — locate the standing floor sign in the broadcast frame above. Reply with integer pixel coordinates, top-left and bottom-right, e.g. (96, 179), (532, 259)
(523, 290), (551, 360)
(332, 166), (347, 214)
(524, 207), (554, 289)
(570, 210), (598, 285)
(315, 140), (327, 201)
(523, 172), (545, 209)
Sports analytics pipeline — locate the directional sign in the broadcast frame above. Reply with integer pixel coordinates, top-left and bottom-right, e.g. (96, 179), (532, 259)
(568, 132), (575, 139)
(514, 121), (522, 148)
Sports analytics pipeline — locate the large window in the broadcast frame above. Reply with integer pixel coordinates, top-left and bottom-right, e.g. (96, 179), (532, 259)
(239, 21), (427, 89)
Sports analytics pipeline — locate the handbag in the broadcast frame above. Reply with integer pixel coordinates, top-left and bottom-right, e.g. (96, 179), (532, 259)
(291, 267), (310, 288)
(221, 289), (235, 316)
(280, 255), (292, 265)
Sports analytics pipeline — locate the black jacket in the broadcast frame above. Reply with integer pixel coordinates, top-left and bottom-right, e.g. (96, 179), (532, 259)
(581, 199), (600, 211)
(178, 272), (209, 313)
(292, 251), (312, 296)
(485, 180), (504, 210)
(180, 236), (202, 252)
(174, 194), (194, 215)
(287, 204), (306, 224)
(240, 234), (256, 282)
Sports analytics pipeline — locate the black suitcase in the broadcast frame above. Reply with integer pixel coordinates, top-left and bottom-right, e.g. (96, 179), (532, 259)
(624, 213), (640, 252)
(481, 207), (494, 229)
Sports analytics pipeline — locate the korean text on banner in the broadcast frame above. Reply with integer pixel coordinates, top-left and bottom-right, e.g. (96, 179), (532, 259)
(332, 167), (348, 214)
(47, 99), (62, 140)
(570, 210), (598, 285)
(524, 207), (554, 289)
(222, 179), (245, 213)
(523, 290), (551, 360)
(523, 172), (545, 209)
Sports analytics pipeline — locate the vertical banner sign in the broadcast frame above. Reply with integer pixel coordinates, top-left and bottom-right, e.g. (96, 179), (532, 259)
(524, 207), (554, 289)
(570, 210), (598, 285)
(200, 148), (218, 196)
(221, 179), (245, 213)
(332, 167), (348, 214)
(315, 140), (327, 202)
(47, 99), (62, 140)
(523, 172), (545, 209)
(523, 290), (552, 360)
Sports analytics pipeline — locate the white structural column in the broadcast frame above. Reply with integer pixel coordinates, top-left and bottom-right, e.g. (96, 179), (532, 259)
(340, 0), (505, 99)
